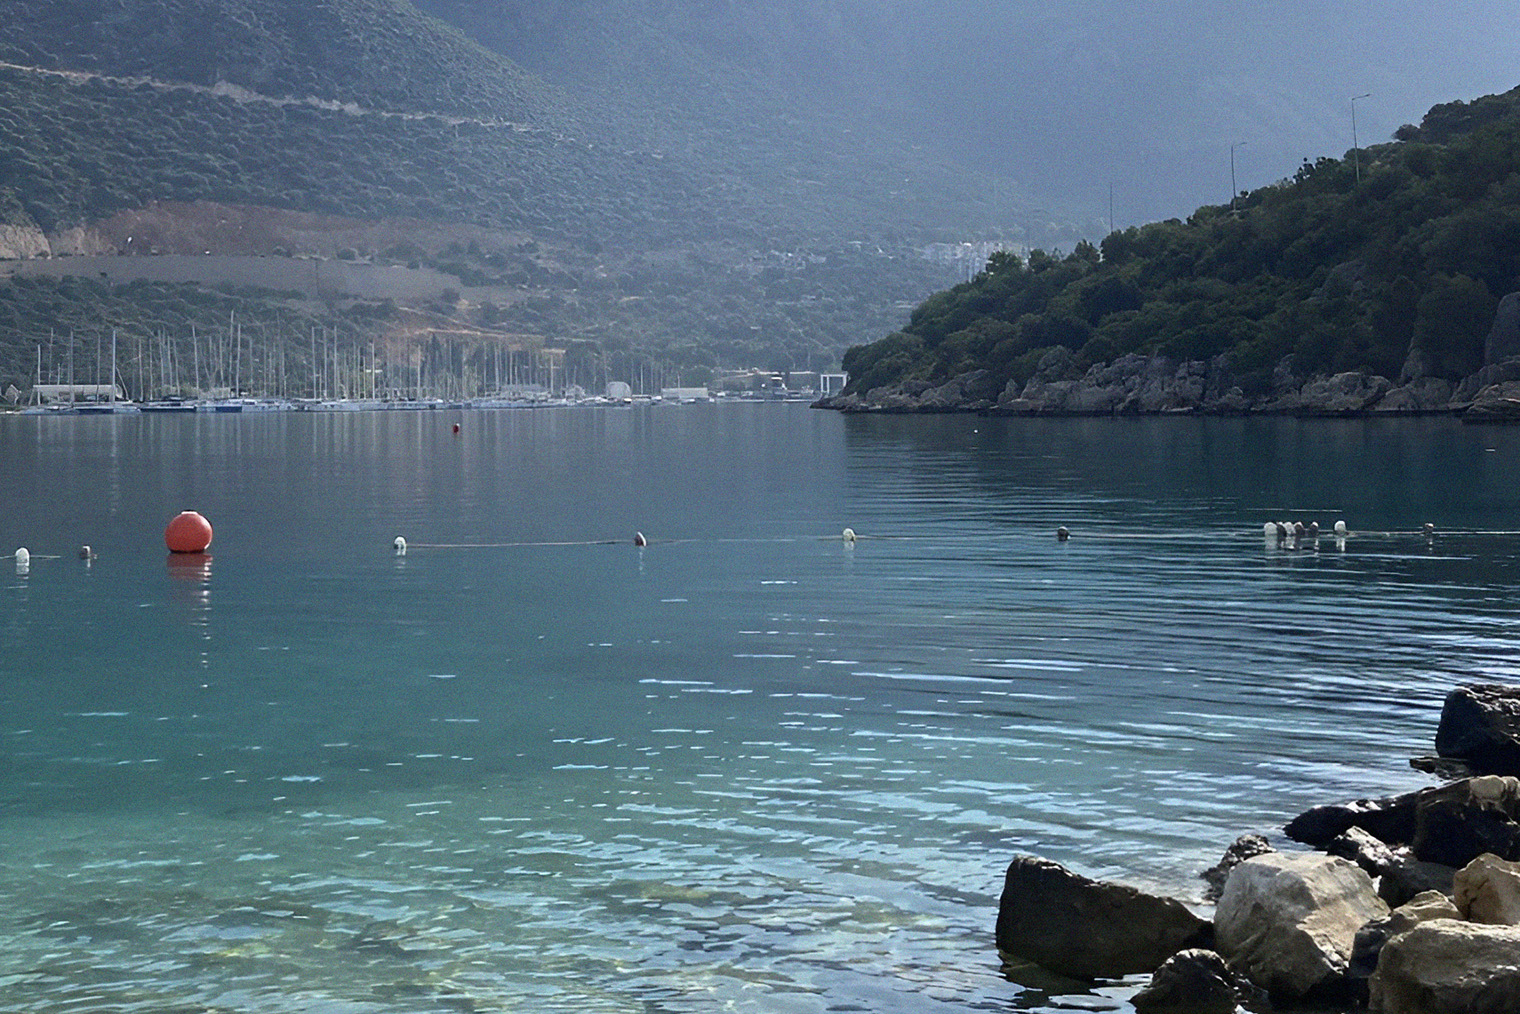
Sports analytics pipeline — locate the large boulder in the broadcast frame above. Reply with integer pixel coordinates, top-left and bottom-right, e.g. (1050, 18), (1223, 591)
(1436, 684), (1520, 775)
(1214, 852), (1388, 1003)
(1378, 853), (1458, 907)
(1463, 381), (1520, 423)
(995, 855), (1211, 980)
(1349, 891), (1463, 988)
(1411, 775), (1520, 866)
(1132, 949), (1243, 1014)
(1374, 377), (1455, 414)
(1369, 920), (1520, 1013)
(1454, 853), (1520, 924)
(1486, 292), (1520, 365)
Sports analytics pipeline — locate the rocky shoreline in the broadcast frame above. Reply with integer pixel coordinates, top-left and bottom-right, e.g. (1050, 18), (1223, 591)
(994, 684), (1520, 1012)
(815, 351), (1520, 424)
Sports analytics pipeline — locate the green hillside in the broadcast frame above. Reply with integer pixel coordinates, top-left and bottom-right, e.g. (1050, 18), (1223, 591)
(0, 0), (998, 395)
(839, 85), (1520, 401)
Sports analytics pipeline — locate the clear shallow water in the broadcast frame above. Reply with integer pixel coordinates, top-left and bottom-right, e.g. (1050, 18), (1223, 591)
(1, 406), (1519, 1013)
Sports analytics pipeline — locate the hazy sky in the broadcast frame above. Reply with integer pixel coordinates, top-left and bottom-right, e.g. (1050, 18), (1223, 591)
(847, 1), (1520, 225)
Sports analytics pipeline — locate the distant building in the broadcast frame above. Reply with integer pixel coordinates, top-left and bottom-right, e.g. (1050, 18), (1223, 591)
(31, 383), (125, 404)
(660, 387), (712, 403)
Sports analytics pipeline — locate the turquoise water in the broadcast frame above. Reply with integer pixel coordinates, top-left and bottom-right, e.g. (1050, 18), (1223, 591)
(2, 406), (1519, 1012)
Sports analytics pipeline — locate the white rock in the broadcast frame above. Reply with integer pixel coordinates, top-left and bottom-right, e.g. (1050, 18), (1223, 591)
(1215, 852), (1388, 1002)
(1454, 852), (1520, 925)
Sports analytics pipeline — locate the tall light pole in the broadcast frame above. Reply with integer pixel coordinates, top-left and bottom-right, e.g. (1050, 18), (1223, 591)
(1230, 141), (1247, 212)
(1351, 93), (1371, 182)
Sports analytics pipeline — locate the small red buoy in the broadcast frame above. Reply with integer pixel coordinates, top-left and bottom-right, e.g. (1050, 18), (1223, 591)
(452, 422), (461, 434)
(165, 510), (214, 554)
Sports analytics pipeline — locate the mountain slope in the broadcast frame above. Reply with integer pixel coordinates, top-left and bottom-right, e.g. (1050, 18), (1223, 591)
(833, 83), (1520, 409)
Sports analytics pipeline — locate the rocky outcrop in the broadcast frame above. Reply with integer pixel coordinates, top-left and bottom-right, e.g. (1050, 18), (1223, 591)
(1373, 376), (1454, 414)
(1451, 357), (1520, 405)
(994, 855), (1211, 980)
(1368, 920), (1520, 1013)
(1295, 371), (1392, 415)
(1214, 852), (1388, 1003)
(1486, 292), (1520, 365)
(1435, 684), (1520, 776)
(1131, 949), (1244, 1014)
(1463, 380), (1520, 423)
(0, 223), (50, 259)
(1453, 853), (1520, 924)
(1200, 833), (1275, 902)
(1286, 775), (1520, 869)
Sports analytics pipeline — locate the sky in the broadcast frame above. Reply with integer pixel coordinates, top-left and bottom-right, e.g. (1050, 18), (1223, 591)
(878, 1), (1520, 226)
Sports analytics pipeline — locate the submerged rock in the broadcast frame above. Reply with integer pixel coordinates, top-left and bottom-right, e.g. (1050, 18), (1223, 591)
(1132, 948), (1243, 1014)
(1214, 852), (1388, 1003)
(994, 855), (1210, 980)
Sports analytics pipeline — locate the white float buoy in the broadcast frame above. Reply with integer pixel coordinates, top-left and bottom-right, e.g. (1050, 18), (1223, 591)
(78, 545), (96, 561)
(842, 527), (856, 543)
(1423, 522), (1436, 537)
(634, 531), (647, 547)
(393, 536), (407, 556)
(1306, 521), (1320, 538)
(1056, 526), (1070, 542)
(1333, 520), (1348, 536)
(15, 547), (29, 571)
(1263, 522), (1276, 536)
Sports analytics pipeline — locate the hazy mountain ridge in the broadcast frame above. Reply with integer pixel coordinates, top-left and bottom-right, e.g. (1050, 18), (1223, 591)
(0, 0), (565, 122)
(831, 82), (1520, 413)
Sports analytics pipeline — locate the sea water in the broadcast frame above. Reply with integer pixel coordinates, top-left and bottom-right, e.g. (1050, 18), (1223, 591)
(1, 406), (1518, 1012)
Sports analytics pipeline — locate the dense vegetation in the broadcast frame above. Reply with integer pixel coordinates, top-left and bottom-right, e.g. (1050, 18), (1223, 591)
(841, 86), (1520, 397)
(0, 0), (1016, 394)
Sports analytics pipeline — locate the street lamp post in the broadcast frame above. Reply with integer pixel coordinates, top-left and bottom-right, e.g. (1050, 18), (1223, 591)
(1351, 93), (1371, 182)
(1230, 141), (1247, 212)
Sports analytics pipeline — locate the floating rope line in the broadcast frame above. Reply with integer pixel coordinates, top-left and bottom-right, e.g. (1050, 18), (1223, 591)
(388, 525), (1520, 555)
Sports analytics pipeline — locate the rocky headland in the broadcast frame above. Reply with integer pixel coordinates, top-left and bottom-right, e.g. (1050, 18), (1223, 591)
(994, 684), (1520, 1012)
(817, 296), (1520, 423)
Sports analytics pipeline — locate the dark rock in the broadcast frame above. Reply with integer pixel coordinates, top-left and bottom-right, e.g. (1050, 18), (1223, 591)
(1296, 372), (1391, 415)
(1452, 357), (1520, 405)
(1462, 382), (1520, 423)
(1437, 685), (1520, 775)
(1285, 793), (1418, 849)
(1326, 825), (1397, 876)
(1200, 834), (1274, 903)
(1410, 755), (1479, 781)
(1412, 776), (1520, 866)
(1132, 948), (1241, 1014)
(1378, 853), (1458, 907)
(1289, 775), (1520, 870)
(995, 855), (1211, 980)
(1375, 377), (1456, 414)
(1486, 292), (1520, 365)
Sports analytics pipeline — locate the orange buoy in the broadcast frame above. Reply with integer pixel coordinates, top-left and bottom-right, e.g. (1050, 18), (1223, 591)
(165, 510), (214, 553)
